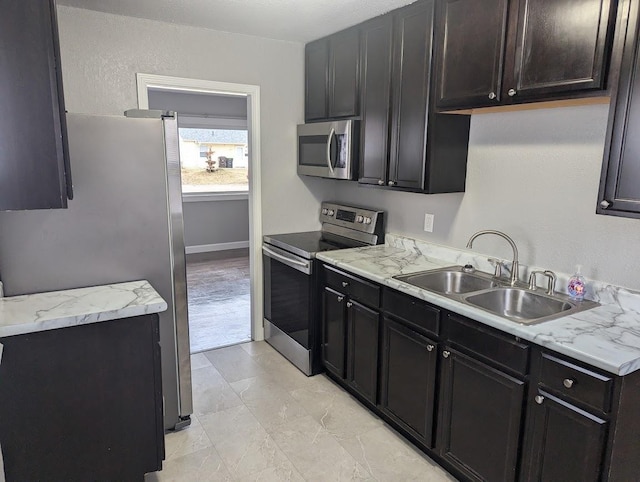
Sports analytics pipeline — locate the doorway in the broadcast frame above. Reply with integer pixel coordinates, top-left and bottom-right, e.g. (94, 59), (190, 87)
(136, 74), (264, 352)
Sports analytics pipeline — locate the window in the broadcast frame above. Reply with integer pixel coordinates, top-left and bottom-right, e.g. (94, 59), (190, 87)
(178, 128), (249, 193)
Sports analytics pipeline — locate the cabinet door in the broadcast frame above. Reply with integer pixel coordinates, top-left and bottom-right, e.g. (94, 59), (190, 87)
(358, 16), (393, 186)
(388, 0), (435, 190)
(329, 28), (360, 118)
(305, 39), (329, 121)
(322, 287), (347, 378)
(438, 347), (525, 482)
(346, 300), (379, 404)
(0, 0), (71, 210)
(598, 0), (640, 217)
(522, 390), (607, 482)
(434, 0), (509, 109)
(508, 0), (615, 100)
(381, 316), (438, 448)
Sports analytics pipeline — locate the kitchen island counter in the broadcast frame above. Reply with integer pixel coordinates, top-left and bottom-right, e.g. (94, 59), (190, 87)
(0, 280), (167, 338)
(317, 234), (640, 376)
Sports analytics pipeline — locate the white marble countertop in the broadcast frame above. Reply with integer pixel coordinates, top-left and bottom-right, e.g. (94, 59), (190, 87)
(0, 280), (167, 338)
(317, 234), (640, 376)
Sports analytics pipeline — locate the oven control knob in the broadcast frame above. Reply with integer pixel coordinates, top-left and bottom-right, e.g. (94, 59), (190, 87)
(321, 208), (328, 215)
(363, 217), (372, 225)
(356, 215), (364, 223)
(327, 209), (335, 216)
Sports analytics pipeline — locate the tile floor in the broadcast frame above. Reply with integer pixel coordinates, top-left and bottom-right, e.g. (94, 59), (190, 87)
(187, 256), (251, 353)
(146, 341), (456, 482)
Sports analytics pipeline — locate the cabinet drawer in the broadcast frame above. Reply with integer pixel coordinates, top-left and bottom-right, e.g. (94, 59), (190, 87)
(539, 352), (613, 413)
(446, 314), (529, 376)
(382, 288), (440, 337)
(323, 265), (380, 308)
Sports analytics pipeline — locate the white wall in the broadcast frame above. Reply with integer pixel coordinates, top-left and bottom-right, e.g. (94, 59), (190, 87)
(56, 5), (321, 235)
(320, 103), (640, 290)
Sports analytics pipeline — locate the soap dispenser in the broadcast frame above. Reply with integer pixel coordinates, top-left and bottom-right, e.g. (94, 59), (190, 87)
(567, 265), (586, 301)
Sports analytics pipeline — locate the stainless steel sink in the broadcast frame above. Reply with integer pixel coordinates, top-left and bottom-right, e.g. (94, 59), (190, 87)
(394, 267), (502, 295)
(463, 288), (578, 324)
(394, 266), (600, 325)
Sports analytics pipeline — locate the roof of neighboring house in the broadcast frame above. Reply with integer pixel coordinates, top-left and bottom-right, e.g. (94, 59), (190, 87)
(180, 128), (248, 144)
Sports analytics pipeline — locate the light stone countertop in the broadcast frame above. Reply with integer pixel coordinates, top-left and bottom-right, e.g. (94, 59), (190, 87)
(0, 280), (167, 338)
(316, 234), (640, 376)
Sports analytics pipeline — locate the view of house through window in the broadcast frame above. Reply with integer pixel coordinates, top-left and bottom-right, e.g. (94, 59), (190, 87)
(178, 127), (249, 193)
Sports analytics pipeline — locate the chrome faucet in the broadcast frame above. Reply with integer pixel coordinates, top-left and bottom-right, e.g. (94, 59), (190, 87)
(529, 270), (557, 295)
(466, 230), (520, 286)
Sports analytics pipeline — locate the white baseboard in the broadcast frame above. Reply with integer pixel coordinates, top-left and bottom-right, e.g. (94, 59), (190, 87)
(185, 241), (250, 255)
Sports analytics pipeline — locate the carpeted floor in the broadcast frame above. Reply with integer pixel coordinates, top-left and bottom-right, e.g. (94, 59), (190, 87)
(186, 254), (251, 353)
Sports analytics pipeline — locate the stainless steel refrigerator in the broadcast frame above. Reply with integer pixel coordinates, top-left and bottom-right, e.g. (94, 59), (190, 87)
(0, 111), (192, 431)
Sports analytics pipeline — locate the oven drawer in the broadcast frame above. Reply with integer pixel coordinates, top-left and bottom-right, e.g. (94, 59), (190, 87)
(539, 352), (613, 413)
(323, 265), (380, 309)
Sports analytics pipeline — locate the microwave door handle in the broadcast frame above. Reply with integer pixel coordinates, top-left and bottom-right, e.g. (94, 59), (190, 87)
(326, 127), (335, 174)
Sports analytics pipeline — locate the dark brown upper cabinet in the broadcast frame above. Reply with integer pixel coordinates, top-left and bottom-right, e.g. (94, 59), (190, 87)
(598, 0), (640, 218)
(359, 0), (470, 192)
(435, 0), (617, 111)
(0, 0), (73, 211)
(304, 28), (360, 122)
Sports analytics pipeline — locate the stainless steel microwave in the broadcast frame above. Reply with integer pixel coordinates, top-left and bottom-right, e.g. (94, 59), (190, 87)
(297, 119), (359, 180)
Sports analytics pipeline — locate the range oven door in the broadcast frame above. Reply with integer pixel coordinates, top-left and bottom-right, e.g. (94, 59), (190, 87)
(262, 243), (318, 374)
(297, 120), (358, 180)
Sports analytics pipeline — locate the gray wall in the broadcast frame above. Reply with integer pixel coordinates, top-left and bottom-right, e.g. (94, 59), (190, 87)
(315, 103), (640, 291)
(55, 5), (324, 236)
(182, 199), (249, 247)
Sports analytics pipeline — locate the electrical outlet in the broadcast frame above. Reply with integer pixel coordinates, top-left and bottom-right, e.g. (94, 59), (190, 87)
(424, 213), (434, 232)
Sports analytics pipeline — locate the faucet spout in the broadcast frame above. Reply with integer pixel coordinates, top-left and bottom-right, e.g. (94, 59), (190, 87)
(466, 230), (520, 286)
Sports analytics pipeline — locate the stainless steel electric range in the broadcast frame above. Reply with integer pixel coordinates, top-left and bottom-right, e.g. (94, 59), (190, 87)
(262, 202), (385, 375)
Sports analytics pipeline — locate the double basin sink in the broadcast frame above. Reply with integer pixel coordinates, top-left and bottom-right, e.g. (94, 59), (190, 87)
(394, 266), (599, 325)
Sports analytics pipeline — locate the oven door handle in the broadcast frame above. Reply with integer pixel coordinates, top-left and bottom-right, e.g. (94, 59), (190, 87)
(326, 127), (335, 175)
(262, 245), (312, 275)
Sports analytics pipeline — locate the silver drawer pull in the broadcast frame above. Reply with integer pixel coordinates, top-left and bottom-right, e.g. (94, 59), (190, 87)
(535, 395), (545, 405)
(563, 378), (575, 389)
(342, 281), (349, 288)
(426, 345), (434, 352)
(346, 301), (353, 308)
(337, 296), (344, 302)
(443, 350), (450, 358)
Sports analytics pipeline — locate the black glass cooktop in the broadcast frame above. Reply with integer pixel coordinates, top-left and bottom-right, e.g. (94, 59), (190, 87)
(263, 231), (364, 259)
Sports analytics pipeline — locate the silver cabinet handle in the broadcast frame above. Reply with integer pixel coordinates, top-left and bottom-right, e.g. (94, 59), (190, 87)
(426, 345), (435, 352)
(600, 200), (611, 209)
(563, 378), (575, 389)
(388, 181), (396, 186)
(535, 395), (545, 405)
(341, 281), (349, 288)
(337, 296), (344, 302)
(508, 89), (517, 97)
(346, 301), (353, 308)
(488, 92), (496, 100)
(378, 180), (385, 186)
(326, 127), (335, 174)
(443, 350), (450, 358)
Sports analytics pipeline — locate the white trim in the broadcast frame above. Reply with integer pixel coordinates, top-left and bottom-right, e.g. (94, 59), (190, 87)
(182, 192), (248, 203)
(137, 73), (264, 342)
(185, 241), (249, 254)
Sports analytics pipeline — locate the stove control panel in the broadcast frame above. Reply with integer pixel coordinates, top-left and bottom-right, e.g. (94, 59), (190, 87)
(319, 202), (385, 243)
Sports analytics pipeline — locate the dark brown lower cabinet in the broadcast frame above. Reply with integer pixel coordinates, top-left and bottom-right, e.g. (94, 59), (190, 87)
(522, 390), (607, 482)
(0, 314), (164, 481)
(437, 347), (525, 482)
(381, 316), (438, 448)
(321, 286), (347, 378)
(346, 300), (380, 404)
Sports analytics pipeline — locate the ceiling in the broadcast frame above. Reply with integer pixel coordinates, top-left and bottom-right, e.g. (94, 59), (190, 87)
(57, 0), (419, 43)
